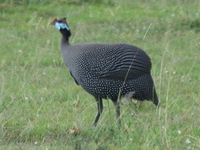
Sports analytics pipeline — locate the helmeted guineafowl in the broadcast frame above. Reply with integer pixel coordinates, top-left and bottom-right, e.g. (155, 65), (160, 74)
(50, 17), (159, 126)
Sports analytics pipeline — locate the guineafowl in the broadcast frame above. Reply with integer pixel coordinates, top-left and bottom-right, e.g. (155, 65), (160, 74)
(50, 17), (159, 126)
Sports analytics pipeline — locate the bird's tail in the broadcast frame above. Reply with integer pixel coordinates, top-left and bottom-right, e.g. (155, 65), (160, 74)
(152, 87), (159, 106)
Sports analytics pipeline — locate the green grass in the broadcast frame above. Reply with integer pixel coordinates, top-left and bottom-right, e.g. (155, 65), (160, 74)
(1, 0), (200, 149)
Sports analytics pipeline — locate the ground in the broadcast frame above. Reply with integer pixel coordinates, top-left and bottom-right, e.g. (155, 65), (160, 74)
(0, 0), (200, 149)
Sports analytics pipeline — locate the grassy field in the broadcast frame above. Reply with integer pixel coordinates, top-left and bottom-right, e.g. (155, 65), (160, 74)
(1, 0), (200, 149)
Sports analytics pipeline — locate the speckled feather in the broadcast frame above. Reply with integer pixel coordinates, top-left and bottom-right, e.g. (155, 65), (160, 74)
(62, 43), (156, 102)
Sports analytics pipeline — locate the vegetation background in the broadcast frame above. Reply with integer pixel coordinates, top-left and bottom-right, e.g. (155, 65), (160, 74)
(0, 0), (200, 149)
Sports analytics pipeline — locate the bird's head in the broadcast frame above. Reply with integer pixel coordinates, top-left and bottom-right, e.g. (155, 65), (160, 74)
(50, 17), (71, 38)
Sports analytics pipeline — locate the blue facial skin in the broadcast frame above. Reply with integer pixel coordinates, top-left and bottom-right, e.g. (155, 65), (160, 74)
(55, 22), (70, 30)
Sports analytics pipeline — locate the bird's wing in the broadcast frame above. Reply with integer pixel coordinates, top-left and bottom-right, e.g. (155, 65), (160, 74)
(86, 44), (152, 80)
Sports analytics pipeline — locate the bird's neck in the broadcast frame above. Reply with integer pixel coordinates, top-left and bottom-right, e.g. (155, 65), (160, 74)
(60, 29), (71, 45)
(61, 35), (70, 45)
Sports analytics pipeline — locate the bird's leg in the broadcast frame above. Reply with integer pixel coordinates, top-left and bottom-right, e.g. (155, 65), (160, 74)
(93, 96), (103, 126)
(113, 100), (121, 125)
